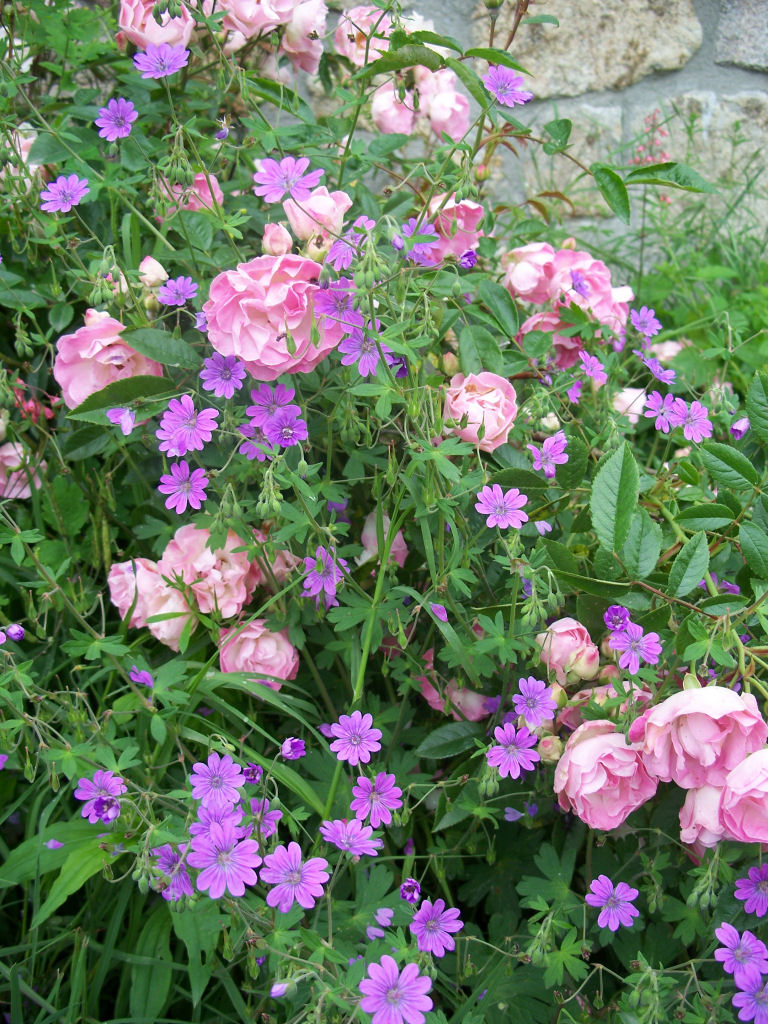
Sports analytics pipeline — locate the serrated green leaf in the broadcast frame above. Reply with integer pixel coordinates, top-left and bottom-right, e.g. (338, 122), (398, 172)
(124, 328), (201, 369)
(621, 508), (661, 578)
(477, 279), (519, 336)
(746, 372), (768, 446)
(458, 326), (505, 375)
(590, 444), (639, 552)
(675, 503), (735, 531)
(414, 721), (483, 758)
(668, 531), (709, 597)
(740, 522), (768, 578)
(699, 442), (759, 490)
(591, 163), (630, 224)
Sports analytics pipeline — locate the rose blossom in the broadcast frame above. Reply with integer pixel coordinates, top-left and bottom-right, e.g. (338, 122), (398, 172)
(535, 617), (600, 686)
(53, 309), (163, 409)
(218, 0), (296, 39)
(443, 372), (518, 452)
(357, 511), (408, 568)
(502, 242), (556, 304)
(421, 69), (470, 142)
(548, 247), (633, 335)
(334, 4), (392, 66)
(418, 677), (490, 722)
(721, 750), (768, 844)
(427, 193), (484, 261)
(558, 682), (652, 732)
(280, 0), (328, 75)
(203, 254), (344, 380)
(219, 619), (299, 691)
(0, 442), (44, 498)
(107, 557), (194, 651)
(679, 785), (731, 854)
(157, 525), (254, 619)
(283, 186), (353, 242)
(628, 686), (768, 789)
(554, 719), (658, 831)
(117, 0), (195, 49)
(263, 223), (293, 256)
(370, 82), (416, 135)
(612, 387), (647, 426)
(516, 311), (584, 371)
(160, 172), (224, 217)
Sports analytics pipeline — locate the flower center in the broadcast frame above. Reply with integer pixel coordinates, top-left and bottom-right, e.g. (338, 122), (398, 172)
(385, 985), (402, 1006)
(216, 849), (232, 867)
(286, 869), (302, 885)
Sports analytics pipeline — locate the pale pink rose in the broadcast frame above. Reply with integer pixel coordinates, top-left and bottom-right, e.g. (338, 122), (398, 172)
(158, 525), (253, 619)
(612, 387), (647, 425)
(118, 0), (195, 48)
(371, 83), (416, 136)
(108, 557), (162, 628)
(720, 750), (768, 843)
(203, 254), (344, 380)
(558, 682), (652, 732)
(443, 372), (518, 453)
(161, 173), (224, 217)
(142, 579), (195, 652)
(0, 442), (43, 498)
(248, 526), (302, 591)
(535, 617), (600, 686)
(138, 255), (168, 288)
(554, 719), (658, 830)
(218, 0), (296, 39)
(280, 0), (327, 74)
(357, 511), (408, 568)
(283, 186), (353, 241)
(419, 678), (490, 722)
(502, 242), (556, 304)
(679, 785), (729, 852)
(548, 247), (633, 334)
(53, 309), (164, 409)
(650, 339), (685, 362)
(421, 70), (470, 142)
(334, 4), (392, 66)
(428, 193), (484, 261)
(263, 223), (293, 256)
(219, 619), (299, 691)
(629, 686), (768, 789)
(516, 311), (584, 371)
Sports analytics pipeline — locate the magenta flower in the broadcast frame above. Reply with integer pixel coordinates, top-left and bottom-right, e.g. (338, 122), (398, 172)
(410, 898), (464, 957)
(608, 623), (662, 675)
(570, 269), (590, 297)
(199, 353), (246, 399)
(459, 249), (477, 269)
(133, 43), (190, 79)
(585, 875), (639, 931)
(326, 215), (376, 271)
(644, 391), (681, 433)
(528, 430), (569, 478)
(45, 839), (64, 850)
(350, 772), (403, 828)
(249, 798), (282, 840)
(329, 710), (382, 766)
(733, 975), (768, 1024)
(401, 877), (421, 903)
(243, 762), (263, 785)
(106, 407), (135, 436)
(187, 820), (261, 899)
(314, 279), (364, 337)
(474, 484), (528, 529)
(237, 423), (272, 462)
(263, 407), (308, 447)
(74, 769), (127, 824)
(714, 922), (768, 990)
(482, 65), (533, 107)
(339, 325), (393, 377)
(189, 751), (244, 812)
(400, 217), (441, 266)
(280, 737), (306, 760)
(94, 98), (138, 141)
(260, 841), (330, 913)
(578, 351), (607, 386)
(735, 865), (768, 918)
(189, 803), (245, 839)
(512, 676), (557, 728)
(359, 955), (433, 1024)
(246, 383), (298, 427)
(302, 545), (348, 609)
(604, 605), (631, 632)
(156, 395), (218, 457)
(252, 156), (324, 203)
(678, 399), (713, 443)
(157, 275), (198, 306)
(732, 416), (751, 440)
(319, 818), (383, 857)
(630, 306), (662, 338)
(6, 624), (23, 642)
(567, 380), (582, 404)
(152, 843), (194, 902)
(40, 174), (89, 213)
(485, 723), (539, 779)
(129, 665), (153, 688)
(156, 458), (200, 507)
(430, 602), (448, 622)
(633, 349), (675, 385)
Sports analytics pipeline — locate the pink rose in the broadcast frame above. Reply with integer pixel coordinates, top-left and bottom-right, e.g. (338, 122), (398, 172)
(283, 186), (353, 241)
(554, 720), (658, 831)
(549, 247), (633, 334)
(535, 617), (600, 686)
(280, 0), (327, 74)
(502, 242), (556, 304)
(421, 70), (470, 142)
(558, 682), (652, 732)
(334, 4), (392, 66)
(427, 193), (484, 261)
(516, 311), (584, 371)
(160, 172), (224, 217)
(418, 678), (490, 722)
(679, 785), (729, 852)
(118, 0), (195, 48)
(158, 525), (254, 619)
(53, 309), (164, 409)
(371, 83), (416, 135)
(252, 525), (302, 588)
(0, 442), (44, 498)
(203, 254), (344, 380)
(108, 557), (193, 650)
(720, 750), (768, 844)
(219, 619), (299, 691)
(357, 511), (408, 568)
(629, 686), (768, 789)
(612, 387), (647, 425)
(263, 223), (293, 256)
(218, 0), (296, 39)
(443, 372), (518, 453)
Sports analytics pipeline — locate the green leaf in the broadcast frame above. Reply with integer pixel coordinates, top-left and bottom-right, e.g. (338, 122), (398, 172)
(541, 538), (578, 574)
(489, 467), (549, 495)
(414, 721), (483, 758)
(444, 57), (488, 109)
(404, 29), (463, 52)
(123, 328), (201, 369)
(174, 209), (215, 252)
(130, 906), (173, 1021)
(477, 279), (519, 336)
(463, 47), (529, 74)
(675, 503), (736, 531)
(522, 13), (559, 25)
(740, 522), (768, 578)
(746, 372), (768, 446)
(590, 444), (639, 552)
(363, 43), (443, 75)
(172, 901), (223, 1006)
(699, 442), (759, 490)
(624, 161), (716, 193)
(668, 531), (709, 597)
(458, 325), (505, 375)
(621, 508), (661, 578)
(551, 568), (631, 600)
(543, 118), (571, 149)
(555, 436), (588, 490)
(591, 163), (630, 224)
(67, 375), (172, 418)
(150, 714), (167, 744)
(31, 846), (107, 928)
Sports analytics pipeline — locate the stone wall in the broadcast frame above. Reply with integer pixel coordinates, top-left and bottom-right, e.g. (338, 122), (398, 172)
(410, 0), (768, 225)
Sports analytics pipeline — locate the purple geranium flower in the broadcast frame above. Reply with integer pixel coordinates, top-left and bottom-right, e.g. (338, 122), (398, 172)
(528, 430), (569, 478)
(579, 351), (607, 386)
(280, 737), (306, 760)
(585, 875), (639, 931)
(482, 65), (533, 106)
(187, 820), (261, 899)
(735, 865), (768, 918)
(604, 605), (631, 632)
(732, 416), (750, 440)
(133, 43), (189, 79)
(106, 407), (135, 436)
(644, 390), (681, 434)
(94, 98), (138, 141)
(474, 484), (528, 529)
(199, 353), (246, 399)
(129, 665), (153, 688)
(630, 306), (662, 338)
(189, 752), (244, 812)
(677, 399), (713, 443)
(74, 769), (127, 824)
(243, 763), (263, 785)
(567, 380), (582, 404)
(152, 843), (194, 902)
(249, 798), (283, 840)
(338, 324), (393, 377)
(40, 174), (89, 213)
(633, 349), (675, 385)
(156, 395), (218, 457)
(326, 215), (375, 271)
(733, 975), (768, 1024)
(410, 898), (464, 957)
(350, 772), (403, 828)
(252, 156), (324, 203)
(319, 818), (383, 857)
(189, 803), (245, 840)
(485, 723), (540, 779)
(313, 279), (364, 337)
(609, 623), (662, 675)
(302, 545), (348, 609)
(714, 922), (768, 990)
(260, 841), (330, 912)
(329, 710), (382, 766)
(263, 406), (308, 447)
(400, 217), (441, 266)
(400, 878), (421, 904)
(157, 275), (198, 306)
(359, 956), (433, 1023)
(512, 676), (557, 728)
(6, 623), (24, 642)
(245, 383), (298, 427)
(237, 422), (272, 462)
